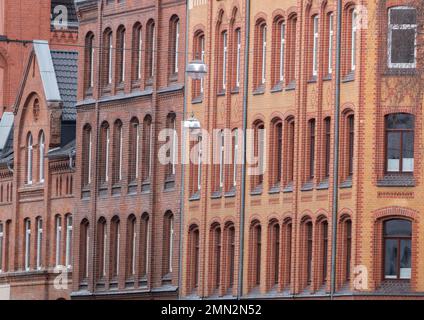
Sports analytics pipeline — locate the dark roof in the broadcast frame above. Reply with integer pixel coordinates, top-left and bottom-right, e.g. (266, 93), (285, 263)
(51, 0), (78, 25)
(48, 139), (76, 160)
(0, 129), (13, 166)
(50, 50), (79, 122)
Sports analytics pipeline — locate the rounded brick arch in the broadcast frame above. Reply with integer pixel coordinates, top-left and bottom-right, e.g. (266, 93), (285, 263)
(373, 206), (419, 222)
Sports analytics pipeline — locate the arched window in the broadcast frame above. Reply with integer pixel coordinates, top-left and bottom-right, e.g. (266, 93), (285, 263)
(281, 220), (292, 288)
(308, 119), (316, 180)
(254, 20), (267, 88)
(39, 131), (45, 183)
(162, 211), (174, 276)
(249, 221), (262, 289)
(82, 124), (92, 187)
(270, 119), (282, 189)
(192, 31), (205, 98)
(225, 223), (236, 292)
(302, 220), (313, 287)
(323, 117), (331, 178)
(169, 16), (180, 75)
(55, 215), (62, 266)
(85, 32), (95, 90)
(384, 219), (412, 280)
(187, 225), (200, 293)
(211, 225), (221, 291)
(165, 113), (177, 180)
(110, 217), (120, 277)
(99, 122), (110, 184)
(112, 120), (123, 184)
(27, 133), (33, 185)
(231, 129), (239, 190)
(284, 117), (295, 187)
(24, 218), (31, 271)
(286, 14), (297, 84)
(319, 220), (328, 284)
(342, 218), (352, 282)
(252, 121), (265, 191)
(189, 134), (202, 196)
(65, 214), (73, 269)
(146, 20), (156, 81)
(80, 219), (90, 281)
(343, 113), (354, 179)
(117, 26), (126, 84)
(97, 218), (107, 279)
(128, 118), (140, 183)
(272, 16), (285, 86)
(234, 28), (242, 89)
(388, 6), (417, 69)
(133, 23), (143, 81)
(269, 221), (280, 288)
(126, 215), (137, 278)
(327, 12), (334, 75)
(36, 217), (42, 270)
(142, 115), (153, 183)
(103, 29), (113, 85)
(385, 113), (414, 173)
(140, 213), (150, 277)
(311, 15), (319, 77)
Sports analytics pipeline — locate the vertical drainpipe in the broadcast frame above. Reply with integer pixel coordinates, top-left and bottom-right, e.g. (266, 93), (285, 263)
(330, 0), (343, 299)
(178, 0), (190, 299)
(237, 0), (251, 300)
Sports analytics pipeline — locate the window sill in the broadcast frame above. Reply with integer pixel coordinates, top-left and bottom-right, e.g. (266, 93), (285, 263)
(189, 192), (201, 201)
(225, 187), (236, 198)
(128, 182), (138, 195)
(250, 184), (263, 195)
(285, 81), (296, 91)
(253, 85), (265, 95)
(283, 182), (293, 193)
(301, 181), (314, 191)
(217, 90), (226, 96)
(307, 76), (317, 83)
(116, 82), (125, 92)
(271, 82), (283, 93)
(377, 175), (415, 187)
(383, 68), (417, 76)
(231, 87), (240, 94)
(268, 185), (281, 194)
(141, 181), (151, 193)
(192, 94), (203, 104)
(340, 178), (353, 189)
(323, 74), (332, 81)
(342, 72), (355, 83)
(164, 176), (176, 190)
(84, 87), (93, 97)
(211, 190), (222, 199)
(316, 179), (329, 190)
(168, 73), (178, 83)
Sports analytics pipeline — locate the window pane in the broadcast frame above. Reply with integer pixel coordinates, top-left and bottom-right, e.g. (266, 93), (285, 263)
(391, 29), (415, 64)
(390, 8), (416, 25)
(402, 131), (414, 172)
(400, 239), (412, 279)
(386, 114), (414, 129)
(385, 239), (398, 279)
(384, 219), (412, 237)
(387, 132), (400, 172)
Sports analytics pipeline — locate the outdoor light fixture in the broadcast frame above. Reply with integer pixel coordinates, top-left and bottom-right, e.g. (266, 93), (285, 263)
(186, 60), (208, 80)
(184, 112), (201, 130)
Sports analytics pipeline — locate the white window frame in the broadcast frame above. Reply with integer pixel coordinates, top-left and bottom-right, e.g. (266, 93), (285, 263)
(88, 130), (92, 184)
(261, 25), (267, 84)
(132, 221), (137, 275)
(328, 13), (334, 74)
(169, 216), (174, 273)
(197, 136), (202, 191)
(236, 29), (241, 88)
(151, 25), (156, 78)
(36, 218), (42, 270)
(25, 219), (31, 271)
(115, 222), (120, 276)
(118, 125), (123, 181)
(55, 216), (62, 266)
(105, 127), (110, 182)
(65, 215), (72, 269)
(90, 38), (95, 88)
(312, 16), (319, 77)
(135, 123), (140, 179)
(233, 129), (239, 187)
(148, 124), (153, 179)
(200, 35), (205, 94)
(351, 11), (357, 71)
(137, 28), (143, 80)
(280, 22), (286, 82)
(171, 118), (177, 176)
(222, 31), (228, 90)
(108, 32), (113, 84)
(219, 131), (225, 188)
(102, 224), (107, 277)
(39, 132), (45, 183)
(120, 30), (126, 82)
(145, 219), (150, 274)
(174, 20), (180, 74)
(85, 230), (90, 278)
(388, 6), (417, 69)
(27, 134), (33, 185)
